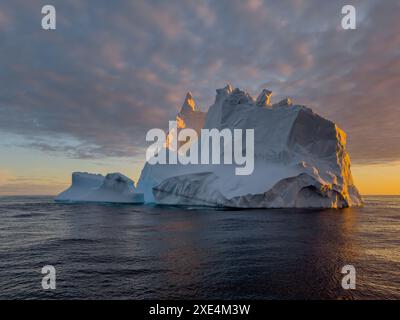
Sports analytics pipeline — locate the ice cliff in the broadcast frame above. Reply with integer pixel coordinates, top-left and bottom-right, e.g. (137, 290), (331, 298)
(55, 172), (144, 203)
(138, 92), (206, 202)
(138, 86), (363, 208)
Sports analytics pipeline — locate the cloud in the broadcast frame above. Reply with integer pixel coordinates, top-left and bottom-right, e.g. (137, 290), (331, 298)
(0, 0), (399, 164)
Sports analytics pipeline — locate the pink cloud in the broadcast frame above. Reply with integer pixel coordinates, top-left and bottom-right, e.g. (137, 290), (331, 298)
(0, 8), (11, 28)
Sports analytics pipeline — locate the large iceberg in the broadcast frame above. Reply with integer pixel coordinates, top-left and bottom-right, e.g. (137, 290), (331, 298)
(55, 172), (144, 204)
(138, 86), (363, 208)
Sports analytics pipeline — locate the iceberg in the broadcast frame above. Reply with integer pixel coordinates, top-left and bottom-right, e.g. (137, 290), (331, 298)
(55, 172), (144, 204)
(138, 86), (363, 208)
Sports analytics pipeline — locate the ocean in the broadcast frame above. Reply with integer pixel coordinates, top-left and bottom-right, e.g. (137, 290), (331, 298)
(0, 196), (399, 300)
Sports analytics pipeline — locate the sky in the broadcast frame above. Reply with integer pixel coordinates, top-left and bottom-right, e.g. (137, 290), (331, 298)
(0, 0), (399, 195)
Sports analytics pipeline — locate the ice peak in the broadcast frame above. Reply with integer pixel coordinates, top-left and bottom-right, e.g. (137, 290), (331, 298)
(215, 84), (233, 103)
(217, 84), (233, 95)
(181, 91), (196, 112)
(256, 89), (272, 107)
(227, 87), (255, 105)
(273, 98), (293, 108)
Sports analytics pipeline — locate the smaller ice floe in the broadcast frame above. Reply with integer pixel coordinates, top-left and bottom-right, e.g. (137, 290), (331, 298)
(55, 172), (144, 204)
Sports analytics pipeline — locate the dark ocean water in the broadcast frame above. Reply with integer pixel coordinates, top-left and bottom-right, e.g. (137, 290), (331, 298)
(0, 196), (399, 300)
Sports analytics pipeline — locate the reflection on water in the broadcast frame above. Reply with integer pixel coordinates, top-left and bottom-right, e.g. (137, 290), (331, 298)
(0, 196), (399, 299)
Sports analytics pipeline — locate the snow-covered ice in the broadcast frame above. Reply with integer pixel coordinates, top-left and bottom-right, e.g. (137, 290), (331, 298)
(55, 172), (144, 204)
